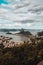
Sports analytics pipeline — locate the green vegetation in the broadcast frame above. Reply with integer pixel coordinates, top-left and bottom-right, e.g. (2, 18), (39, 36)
(0, 39), (43, 65)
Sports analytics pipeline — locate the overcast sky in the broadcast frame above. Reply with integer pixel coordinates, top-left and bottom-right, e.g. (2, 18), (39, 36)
(0, 0), (43, 29)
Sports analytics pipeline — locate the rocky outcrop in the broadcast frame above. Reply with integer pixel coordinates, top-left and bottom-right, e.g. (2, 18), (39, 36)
(37, 60), (43, 65)
(17, 28), (32, 36)
(37, 31), (43, 36)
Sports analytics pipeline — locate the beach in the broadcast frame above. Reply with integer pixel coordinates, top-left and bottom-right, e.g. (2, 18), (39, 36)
(0, 30), (43, 65)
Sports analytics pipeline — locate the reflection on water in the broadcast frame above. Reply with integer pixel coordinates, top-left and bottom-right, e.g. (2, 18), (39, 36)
(0, 32), (28, 42)
(0, 29), (43, 42)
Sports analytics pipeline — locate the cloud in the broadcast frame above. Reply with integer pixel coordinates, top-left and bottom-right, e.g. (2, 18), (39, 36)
(30, 21), (43, 29)
(0, 0), (43, 29)
(28, 5), (43, 14)
(0, 20), (32, 29)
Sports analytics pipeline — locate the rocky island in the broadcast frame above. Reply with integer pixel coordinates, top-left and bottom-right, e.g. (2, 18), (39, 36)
(15, 28), (32, 37)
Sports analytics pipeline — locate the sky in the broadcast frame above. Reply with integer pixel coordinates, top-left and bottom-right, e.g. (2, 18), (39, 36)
(0, 0), (43, 29)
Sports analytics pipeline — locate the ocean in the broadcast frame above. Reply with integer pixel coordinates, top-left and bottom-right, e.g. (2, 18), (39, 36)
(0, 29), (43, 42)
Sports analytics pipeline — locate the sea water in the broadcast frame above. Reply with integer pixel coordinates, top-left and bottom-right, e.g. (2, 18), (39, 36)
(0, 29), (43, 42)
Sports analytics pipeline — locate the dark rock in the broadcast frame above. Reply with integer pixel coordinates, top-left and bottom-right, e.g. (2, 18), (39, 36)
(6, 32), (12, 34)
(37, 60), (43, 65)
(37, 31), (43, 36)
(17, 28), (32, 36)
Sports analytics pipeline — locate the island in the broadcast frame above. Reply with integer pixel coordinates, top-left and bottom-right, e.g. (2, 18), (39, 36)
(15, 28), (32, 37)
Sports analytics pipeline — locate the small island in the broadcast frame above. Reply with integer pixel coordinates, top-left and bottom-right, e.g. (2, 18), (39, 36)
(15, 28), (32, 37)
(6, 31), (12, 34)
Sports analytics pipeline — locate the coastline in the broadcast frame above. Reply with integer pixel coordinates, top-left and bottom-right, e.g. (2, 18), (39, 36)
(0, 30), (43, 65)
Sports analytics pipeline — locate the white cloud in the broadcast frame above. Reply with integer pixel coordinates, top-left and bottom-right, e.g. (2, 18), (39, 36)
(0, 22), (32, 29)
(0, 0), (43, 29)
